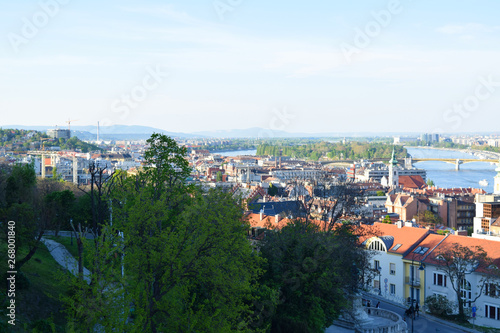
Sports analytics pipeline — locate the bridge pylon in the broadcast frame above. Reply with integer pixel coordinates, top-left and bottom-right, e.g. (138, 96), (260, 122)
(455, 159), (462, 171)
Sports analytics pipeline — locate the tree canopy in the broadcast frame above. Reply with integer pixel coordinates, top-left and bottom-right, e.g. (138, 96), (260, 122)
(435, 243), (499, 320)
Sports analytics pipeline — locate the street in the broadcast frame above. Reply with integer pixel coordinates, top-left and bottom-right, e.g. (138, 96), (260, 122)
(374, 298), (474, 333)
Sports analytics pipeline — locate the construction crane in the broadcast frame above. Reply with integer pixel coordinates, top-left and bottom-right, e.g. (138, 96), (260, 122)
(40, 138), (50, 151)
(66, 119), (78, 131)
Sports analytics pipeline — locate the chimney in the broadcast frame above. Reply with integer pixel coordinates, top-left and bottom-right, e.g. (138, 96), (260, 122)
(275, 214), (280, 223)
(260, 209), (264, 221)
(396, 220), (403, 228)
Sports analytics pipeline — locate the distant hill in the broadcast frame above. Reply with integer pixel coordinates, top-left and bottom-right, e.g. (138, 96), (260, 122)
(192, 127), (397, 138)
(3, 125), (205, 140)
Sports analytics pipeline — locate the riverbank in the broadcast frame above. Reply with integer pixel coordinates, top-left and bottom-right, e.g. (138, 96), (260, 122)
(406, 146), (500, 159)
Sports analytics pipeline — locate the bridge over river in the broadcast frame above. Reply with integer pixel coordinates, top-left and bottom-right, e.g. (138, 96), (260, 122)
(321, 157), (497, 170)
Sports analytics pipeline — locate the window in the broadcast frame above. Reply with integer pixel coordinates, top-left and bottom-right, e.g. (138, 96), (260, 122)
(374, 260), (380, 271)
(374, 280), (380, 290)
(392, 244), (402, 251)
(369, 239), (386, 252)
(485, 304), (500, 320)
(486, 283), (499, 297)
(460, 279), (472, 308)
(482, 219), (490, 232)
(413, 246), (429, 255)
(390, 284), (396, 295)
(390, 263), (396, 275)
(434, 273), (447, 287)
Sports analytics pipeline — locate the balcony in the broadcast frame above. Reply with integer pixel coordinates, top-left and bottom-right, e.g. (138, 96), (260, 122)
(405, 276), (421, 286)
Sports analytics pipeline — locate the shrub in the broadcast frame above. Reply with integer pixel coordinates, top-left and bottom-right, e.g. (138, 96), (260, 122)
(425, 294), (453, 316)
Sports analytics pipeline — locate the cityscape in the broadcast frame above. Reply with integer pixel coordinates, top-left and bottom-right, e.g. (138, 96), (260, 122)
(2, 1), (500, 333)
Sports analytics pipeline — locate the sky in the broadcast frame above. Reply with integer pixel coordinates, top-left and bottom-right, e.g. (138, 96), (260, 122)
(1, 0), (500, 134)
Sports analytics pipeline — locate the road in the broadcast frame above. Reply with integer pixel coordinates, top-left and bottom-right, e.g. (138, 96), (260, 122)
(367, 296), (479, 333)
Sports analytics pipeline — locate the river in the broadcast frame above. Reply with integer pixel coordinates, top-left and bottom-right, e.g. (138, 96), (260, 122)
(217, 148), (498, 193)
(216, 149), (257, 157)
(406, 147), (497, 193)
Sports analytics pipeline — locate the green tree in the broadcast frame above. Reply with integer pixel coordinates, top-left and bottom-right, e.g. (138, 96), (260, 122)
(257, 221), (367, 332)
(376, 190), (385, 197)
(44, 189), (76, 236)
(268, 183), (278, 196)
(382, 215), (392, 224)
(414, 210), (442, 226)
(216, 170), (223, 182)
(434, 243), (499, 321)
(105, 134), (262, 332)
(426, 179), (435, 187)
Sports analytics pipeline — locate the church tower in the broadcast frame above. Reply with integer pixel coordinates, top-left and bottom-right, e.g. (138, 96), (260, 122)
(388, 148), (399, 187)
(494, 158), (500, 195)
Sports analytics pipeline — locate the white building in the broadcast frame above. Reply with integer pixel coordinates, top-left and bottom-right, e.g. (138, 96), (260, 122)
(421, 234), (500, 328)
(362, 223), (431, 307)
(270, 168), (325, 181)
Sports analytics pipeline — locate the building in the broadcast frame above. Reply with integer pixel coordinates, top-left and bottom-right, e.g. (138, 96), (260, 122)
(385, 194), (428, 222)
(473, 201), (500, 239)
(420, 133), (440, 143)
(270, 168), (326, 181)
(388, 149), (399, 188)
(356, 162), (426, 184)
(47, 128), (70, 139)
(421, 234), (500, 328)
(363, 223), (500, 328)
(362, 222), (431, 307)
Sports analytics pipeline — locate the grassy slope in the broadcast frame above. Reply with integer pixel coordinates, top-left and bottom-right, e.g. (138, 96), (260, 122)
(1, 237), (69, 331)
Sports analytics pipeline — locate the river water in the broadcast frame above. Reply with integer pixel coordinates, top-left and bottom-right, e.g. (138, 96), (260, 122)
(218, 148), (498, 193)
(406, 147), (497, 193)
(217, 149), (257, 157)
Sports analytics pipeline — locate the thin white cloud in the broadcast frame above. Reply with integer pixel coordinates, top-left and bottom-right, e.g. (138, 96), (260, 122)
(436, 23), (500, 35)
(118, 5), (204, 26)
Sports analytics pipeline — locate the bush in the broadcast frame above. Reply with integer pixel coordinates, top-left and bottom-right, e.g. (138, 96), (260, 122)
(425, 294), (453, 316)
(30, 318), (56, 332)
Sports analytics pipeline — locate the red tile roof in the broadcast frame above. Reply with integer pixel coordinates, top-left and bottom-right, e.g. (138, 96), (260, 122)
(422, 234), (500, 272)
(361, 222), (430, 255)
(399, 175), (427, 189)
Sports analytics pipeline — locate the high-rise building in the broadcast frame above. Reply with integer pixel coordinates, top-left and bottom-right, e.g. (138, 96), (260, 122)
(47, 128), (70, 139)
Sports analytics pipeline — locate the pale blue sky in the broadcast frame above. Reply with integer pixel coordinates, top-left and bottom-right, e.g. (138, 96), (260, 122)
(1, 0), (500, 134)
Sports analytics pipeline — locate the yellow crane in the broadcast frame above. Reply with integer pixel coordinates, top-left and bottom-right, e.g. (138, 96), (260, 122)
(40, 138), (50, 151)
(66, 119), (78, 131)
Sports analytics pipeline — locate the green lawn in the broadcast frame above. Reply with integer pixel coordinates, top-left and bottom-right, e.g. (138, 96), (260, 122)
(0, 237), (71, 332)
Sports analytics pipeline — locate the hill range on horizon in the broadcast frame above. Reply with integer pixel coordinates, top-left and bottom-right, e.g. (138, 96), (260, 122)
(2, 124), (499, 140)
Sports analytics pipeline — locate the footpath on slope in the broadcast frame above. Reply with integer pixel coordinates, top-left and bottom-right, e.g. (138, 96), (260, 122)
(41, 237), (91, 283)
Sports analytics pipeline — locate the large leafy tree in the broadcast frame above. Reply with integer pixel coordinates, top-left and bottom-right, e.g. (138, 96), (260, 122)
(81, 133), (264, 332)
(257, 220), (367, 333)
(413, 210), (442, 226)
(435, 243), (499, 320)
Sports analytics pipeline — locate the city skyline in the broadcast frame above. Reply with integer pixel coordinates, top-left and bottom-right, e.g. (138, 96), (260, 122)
(2, 0), (500, 134)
